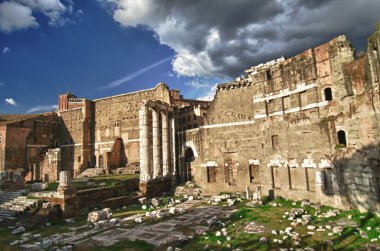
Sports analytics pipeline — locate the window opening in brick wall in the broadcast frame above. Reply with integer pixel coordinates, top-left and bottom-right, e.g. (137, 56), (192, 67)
(337, 130), (347, 147)
(207, 166), (216, 183)
(271, 135), (279, 150)
(324, 87), (333, 101)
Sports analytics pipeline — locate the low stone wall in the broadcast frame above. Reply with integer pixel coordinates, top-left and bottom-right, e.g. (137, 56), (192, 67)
(29, 178), (139, 215)
(139, 178), (172, 198)
(77, 178), (139, 208)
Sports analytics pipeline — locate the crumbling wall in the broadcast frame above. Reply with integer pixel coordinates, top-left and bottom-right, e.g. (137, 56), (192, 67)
(0, 126), (5, 172)
(59, 108), (84, 177)
(93, 83), (172, 168)
(184, 29), (380, 212)
(2, 114), (60, 179)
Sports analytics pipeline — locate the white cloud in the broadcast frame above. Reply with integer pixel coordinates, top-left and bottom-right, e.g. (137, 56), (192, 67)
(0, 1), (38, 32)
(98, 56), (172, 90)
(27, 104), (58, 113)
(100, 0), (380, 78)
(0, 0), (74, 32)
(2, 46), (10, 54)
(185, 79), (213, 89)
(5, 98), (17, 106)
(196, 84), (218, 101)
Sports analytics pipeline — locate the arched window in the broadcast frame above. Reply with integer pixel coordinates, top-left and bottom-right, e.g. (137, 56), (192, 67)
(324, 88), (333, 101)
(185, 148), (195, 162)
(99, 155), (104, 169)
(266, 70), (272, 80)
(337, 130), (347, 146)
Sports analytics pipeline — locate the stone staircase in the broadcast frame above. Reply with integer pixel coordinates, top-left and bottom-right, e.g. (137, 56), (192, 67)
(0, 190), (37, 219)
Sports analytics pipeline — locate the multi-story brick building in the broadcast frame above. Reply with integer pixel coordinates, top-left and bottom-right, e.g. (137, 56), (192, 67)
(0, 113), (60, 182)
(1, 22), (380, 212)
(179, 23), (380, 212)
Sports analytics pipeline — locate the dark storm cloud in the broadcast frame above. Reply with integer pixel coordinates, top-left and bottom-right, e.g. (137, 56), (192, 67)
(294, 0), (337, 9)
(103, 0), (380, 78)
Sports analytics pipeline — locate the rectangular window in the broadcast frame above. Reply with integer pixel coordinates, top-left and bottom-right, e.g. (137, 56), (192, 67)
(272, 135), (279, 150)
(249, 165), (260, 183)
(188, 115), (190, 122)
(207, 166), (216, 183)
(193, 114), (197, 120)
(78, 156), (81, 162)
(283, 96), (290, 111)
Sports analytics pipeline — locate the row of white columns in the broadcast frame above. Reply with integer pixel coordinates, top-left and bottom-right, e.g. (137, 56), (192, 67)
(139, 103), (176, 182)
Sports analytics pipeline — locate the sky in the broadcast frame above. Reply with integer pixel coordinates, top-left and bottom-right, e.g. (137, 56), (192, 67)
(0, 0), (380, 114)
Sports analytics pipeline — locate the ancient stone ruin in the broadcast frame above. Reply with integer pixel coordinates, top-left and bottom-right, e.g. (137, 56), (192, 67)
(0, 22), (379, 216)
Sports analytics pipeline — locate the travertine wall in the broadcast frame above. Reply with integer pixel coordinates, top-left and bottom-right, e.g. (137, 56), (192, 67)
(0, 113), (59, 179)
(93, 83), (171, 167)
(58, 83), (173, 177)
(181, 25), (380, 212)
(59, 108), (84, 177)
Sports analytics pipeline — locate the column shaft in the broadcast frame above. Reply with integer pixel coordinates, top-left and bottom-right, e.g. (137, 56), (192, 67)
(33, 163), (38, 181)
(152, 108), (162, 178)
(139, 104), (150, 181)
(170, 115), (177, 177)
(161, 111), (170, 177)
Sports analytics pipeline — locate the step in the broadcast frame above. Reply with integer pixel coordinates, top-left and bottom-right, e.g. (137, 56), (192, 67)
(0, 210), (16, 217)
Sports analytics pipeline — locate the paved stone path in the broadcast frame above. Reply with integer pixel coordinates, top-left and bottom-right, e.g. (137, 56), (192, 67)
(77, 200), (236, 248)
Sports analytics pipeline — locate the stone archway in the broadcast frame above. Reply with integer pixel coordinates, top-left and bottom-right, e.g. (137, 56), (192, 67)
(98, 155), (104, 169)
(184, 147), (195, 181)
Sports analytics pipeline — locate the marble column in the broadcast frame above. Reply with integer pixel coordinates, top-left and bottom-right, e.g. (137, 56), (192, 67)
(152, 108), (162, 178)
(139, 104), (150, 181)
(33, 163), (38, 181)
(170, 115), (177, 177)
(59, 171), (71, 187)
(161, 110), (170, 177)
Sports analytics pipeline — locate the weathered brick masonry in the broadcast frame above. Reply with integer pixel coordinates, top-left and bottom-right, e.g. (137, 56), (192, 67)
(1, 22), (380, 213)
(179, 24), (380, 212)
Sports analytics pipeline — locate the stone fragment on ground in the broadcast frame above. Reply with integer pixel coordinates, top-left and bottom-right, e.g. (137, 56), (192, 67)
(12, 226), (25, 235)
(87, 208), (112, 223)
(31, 182), (48, 192)
(244, 221), (266, 234)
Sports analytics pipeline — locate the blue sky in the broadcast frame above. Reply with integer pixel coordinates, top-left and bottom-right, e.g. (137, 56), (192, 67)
(1, 0), (380, 114)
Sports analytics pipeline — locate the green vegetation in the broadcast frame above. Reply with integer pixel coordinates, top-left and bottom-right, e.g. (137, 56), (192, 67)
(1, 194), (379, 250)
(173, 198), (380, 251)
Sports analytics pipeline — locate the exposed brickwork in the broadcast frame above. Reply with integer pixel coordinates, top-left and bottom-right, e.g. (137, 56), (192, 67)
(179, 25), (380, 212)
(0, 113), (60, 181)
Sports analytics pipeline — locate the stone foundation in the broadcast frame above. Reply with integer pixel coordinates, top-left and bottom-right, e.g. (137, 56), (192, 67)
(139, 178), (173, 198)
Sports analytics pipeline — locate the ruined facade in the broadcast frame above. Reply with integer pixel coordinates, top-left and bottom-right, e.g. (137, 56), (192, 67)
(0, 113), (60, 182)
(57, 84), (209, 180)
(1, 22), (380, 213)
(179, 23), (380, 212)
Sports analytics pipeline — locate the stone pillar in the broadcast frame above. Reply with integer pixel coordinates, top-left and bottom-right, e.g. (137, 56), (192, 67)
(170, 115), (177, 177)
(57, 171), (77, 218)
(139, 104), (151, 181)
(152, 108), (162, 178)
(59, 171), (71, 187)
(161, 110), (170, 177)
(33, 164), (38, 181)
